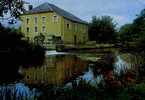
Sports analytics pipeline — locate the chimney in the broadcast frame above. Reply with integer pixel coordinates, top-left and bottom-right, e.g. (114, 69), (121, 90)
(28, 5), (33, 10)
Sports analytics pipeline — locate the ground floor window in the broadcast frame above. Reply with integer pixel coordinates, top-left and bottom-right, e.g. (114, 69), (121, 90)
(34, 26), (38, 32)
(26, 27), (30, 33)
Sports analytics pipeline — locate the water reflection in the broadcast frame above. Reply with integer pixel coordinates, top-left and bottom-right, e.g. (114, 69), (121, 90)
(76, 52), (145, 86)
(114, 55), (130, 75)
(0, 83), (39, 100)
(23, 54), (88, 86)
(81, 66), (104, 87)
(23, 51), (145, 87)
(0, 51), (144, 99)
(114, 53), (145, 75)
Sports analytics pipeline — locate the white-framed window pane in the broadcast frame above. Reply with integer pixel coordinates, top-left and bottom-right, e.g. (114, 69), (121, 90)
(42, 26), (46, 32)
(53, 15), (58, 23)
(42, 17), (46, 24)
(34, 17), (38, 24)
(35, 26), (38, 32)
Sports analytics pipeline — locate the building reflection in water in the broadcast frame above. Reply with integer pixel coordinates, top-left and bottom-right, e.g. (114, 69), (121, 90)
(23, 54), (88, 86)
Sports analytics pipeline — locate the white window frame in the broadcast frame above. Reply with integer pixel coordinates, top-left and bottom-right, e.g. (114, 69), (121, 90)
(34, 16), (38, 24)
(42, 16), (46, 24)
(52, 15), (59, 23)
(34, 26), (38, 33)
(42, 26), (46, 33)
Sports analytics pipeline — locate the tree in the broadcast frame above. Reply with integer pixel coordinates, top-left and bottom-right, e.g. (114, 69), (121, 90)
(119, 24), (133, 42)
(118, 8), (145, 52)
(132, 9), (145, 51)
(88, 16), (117, 43)
(0, 1), (45, 83)
(132, 10), (145, 40)
(0, 0), (24, 18)
(0, 24), (45, 83)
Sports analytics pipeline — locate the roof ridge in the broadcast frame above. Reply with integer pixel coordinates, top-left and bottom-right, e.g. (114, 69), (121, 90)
(25, 2), (88, 24)
(48, 3), (87, 24)
(30, 2), (53, 12)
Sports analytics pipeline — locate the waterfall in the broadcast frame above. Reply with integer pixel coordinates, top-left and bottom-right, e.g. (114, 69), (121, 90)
(45, 50), (68, 55)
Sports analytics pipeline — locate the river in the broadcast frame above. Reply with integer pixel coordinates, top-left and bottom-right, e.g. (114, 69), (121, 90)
(0, 50), (145, 99)
(22, 50), (145, 86)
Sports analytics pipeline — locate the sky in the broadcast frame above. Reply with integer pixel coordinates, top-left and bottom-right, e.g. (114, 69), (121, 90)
(23, 0), (145, 27)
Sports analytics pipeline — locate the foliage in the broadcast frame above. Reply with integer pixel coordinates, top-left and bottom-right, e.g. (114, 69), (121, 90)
(119, 8), (145, 52)
(0, 0), (24, 18)
(88, 16), (117, 43)
(37, 79), (145, 100)
(34, 33), (45, 46)
(0, 24), (45, 83)
(119, 24), (134, 42)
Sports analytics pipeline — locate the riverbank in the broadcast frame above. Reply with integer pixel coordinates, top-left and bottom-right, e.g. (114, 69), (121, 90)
(46, 43), (115, 51)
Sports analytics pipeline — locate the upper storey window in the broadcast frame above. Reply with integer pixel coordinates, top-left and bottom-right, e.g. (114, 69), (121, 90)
(26, 18), (29, 24)
(52, 15), (59, 23)
(67, 23), (70, 29)
(34, 16), (38, 24)
(42, 16), (46, 24)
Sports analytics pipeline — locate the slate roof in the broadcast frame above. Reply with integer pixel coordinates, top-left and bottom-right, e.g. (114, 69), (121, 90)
(25, 2), (88, 24)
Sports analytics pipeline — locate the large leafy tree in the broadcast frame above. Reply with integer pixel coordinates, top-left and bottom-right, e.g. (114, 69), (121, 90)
(0, 0), (24, 17)
(0, 24), (45, 83)
(133, 9), (145, 38)
(88, 16), (117, 43)
(132, 9), (145, 51)
(118, 8), (145, 51)
(119, 24), (133, 42)
(0, 0), (45, 83)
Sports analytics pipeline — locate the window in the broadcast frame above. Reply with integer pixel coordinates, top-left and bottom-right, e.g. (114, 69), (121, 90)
(26, 18), (29, 24)
(53, 15), (58, 23)
(42, 17), (46, 24)
(34, 17), (38, 24)
(34, 26), (38, 32)
(75, 23), (77, 31)
(67, 23), (70, 29)
(26, 27), (30, 32)
(42, 26), (46, 32)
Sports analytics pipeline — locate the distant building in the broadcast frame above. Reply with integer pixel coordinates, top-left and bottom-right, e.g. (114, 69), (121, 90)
(20, 2), (88, 47)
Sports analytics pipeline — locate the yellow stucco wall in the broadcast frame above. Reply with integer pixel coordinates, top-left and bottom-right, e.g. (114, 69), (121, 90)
(21, 12), (61, 41)
(62, 17), (88, 44)
(20, 11), (88, 45)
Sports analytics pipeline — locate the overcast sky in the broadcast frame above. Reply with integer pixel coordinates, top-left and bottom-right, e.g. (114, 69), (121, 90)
(24, 0), (145, 27)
